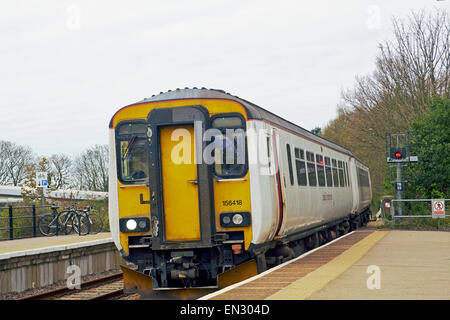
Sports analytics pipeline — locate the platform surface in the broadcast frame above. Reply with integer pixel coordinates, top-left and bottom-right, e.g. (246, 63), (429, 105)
(202, 230), (450, 300)
(306, 230), (450, 300)
(0, 233), (113, 260)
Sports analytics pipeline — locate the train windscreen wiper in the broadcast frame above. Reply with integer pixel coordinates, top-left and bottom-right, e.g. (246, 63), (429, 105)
(122, 135), (137, 160)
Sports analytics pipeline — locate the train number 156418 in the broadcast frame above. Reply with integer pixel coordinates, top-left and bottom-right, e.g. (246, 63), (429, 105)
(222, 199), (243, 206)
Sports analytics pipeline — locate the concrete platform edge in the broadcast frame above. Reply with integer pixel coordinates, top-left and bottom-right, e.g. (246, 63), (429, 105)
(199, 231), (357, 300)
(0, 237), (113, 261)
(266, 231), (389, 300)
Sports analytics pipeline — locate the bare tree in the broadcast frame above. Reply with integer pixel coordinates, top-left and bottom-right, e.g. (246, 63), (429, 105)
(0, 141), (10, 185)
(0, 140), (34, 186)
(323, 9), (449, 199)
(49, 154), (72, 189)
(72, 145), (109, 191)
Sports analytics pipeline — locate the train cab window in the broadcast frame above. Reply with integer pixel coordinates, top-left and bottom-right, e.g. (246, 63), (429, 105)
(294, 148), (307, 186)
(116, 121), (149, 184)
(316, 154), (326, 187)
(324, 157), (333, 187)
(345, 162), (350, 187)
(331, 159), (339, 187)
(211, 115), (247, 178)
(338, 161), (345, 187)
(286, 144), (294, 186)
(306, 151), (317, 186)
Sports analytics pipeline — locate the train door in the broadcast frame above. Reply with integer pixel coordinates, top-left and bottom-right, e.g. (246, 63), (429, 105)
(348, 158), (359, 213)
(159, 125), (200, 241)
(271, 128), (286, 237)
(146, 106), (215, 249)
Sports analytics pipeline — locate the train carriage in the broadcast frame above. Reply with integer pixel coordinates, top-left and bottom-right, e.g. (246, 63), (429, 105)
(108, 88), (372, 294)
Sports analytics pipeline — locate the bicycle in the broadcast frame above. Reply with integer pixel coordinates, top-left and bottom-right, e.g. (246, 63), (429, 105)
(38, 206), (90, 236)
(71, 211), (90, 235)
(38, 206), (62, 236)
(82, 206), (103, 234)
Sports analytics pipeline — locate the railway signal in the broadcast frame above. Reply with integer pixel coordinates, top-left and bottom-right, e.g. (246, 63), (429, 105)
(385, 133), (419, 216)
(390, 147), (406, 160)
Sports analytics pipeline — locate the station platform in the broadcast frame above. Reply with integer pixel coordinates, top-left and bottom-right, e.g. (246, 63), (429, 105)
(201, 230), (450, 300)
(0, 233), (113, 259)
(0, 233), (123, 294)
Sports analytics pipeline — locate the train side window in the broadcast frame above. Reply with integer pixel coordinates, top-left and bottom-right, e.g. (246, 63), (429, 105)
(294, 148), (307, 186)
(358, 168), (370, 187)
(331, 159), (339, 187)
(342, 161), (348, 187)
(286, 144), (294, 186)
(338, 161), (345, 187)
(306, 151), (317, 186)
(345, 162), (350, 187)
(342, 161), (347, 186)
(324, 157), (332, 187)
(316, 154), (325, 187)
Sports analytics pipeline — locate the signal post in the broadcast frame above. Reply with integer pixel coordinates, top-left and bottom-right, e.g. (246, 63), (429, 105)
(386, 133), (418, 216)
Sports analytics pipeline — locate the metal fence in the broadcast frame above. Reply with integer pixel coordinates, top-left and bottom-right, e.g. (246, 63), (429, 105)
(0, 199), (109, 241)
(391, 199), (448, 230)
(0, 205), (54, 241)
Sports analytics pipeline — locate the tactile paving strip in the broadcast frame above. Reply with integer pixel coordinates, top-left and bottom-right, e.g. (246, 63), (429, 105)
(210, 231), (374, 300)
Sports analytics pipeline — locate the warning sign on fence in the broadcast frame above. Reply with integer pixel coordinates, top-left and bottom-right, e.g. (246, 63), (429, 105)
(432, 200), (445, 219)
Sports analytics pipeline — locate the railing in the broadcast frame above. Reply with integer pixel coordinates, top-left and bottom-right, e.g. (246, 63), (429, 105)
(391, 199), (448, 230)
(0, 205), (53, 241)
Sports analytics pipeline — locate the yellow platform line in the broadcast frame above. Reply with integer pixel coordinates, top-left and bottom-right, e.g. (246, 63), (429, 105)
(266, 231), (389, 300)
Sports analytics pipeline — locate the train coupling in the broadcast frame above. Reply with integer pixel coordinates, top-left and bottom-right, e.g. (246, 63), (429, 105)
(170, 268), (199, 280)
(168, 251), (200, 280)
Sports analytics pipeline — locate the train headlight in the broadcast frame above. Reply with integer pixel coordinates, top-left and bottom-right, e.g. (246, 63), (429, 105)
(126, 219), (137, 231)
(232, 214), (243, 225)
(222, 216), (231, 225)
(220, 212), (251, 228)
(138, 220), (147, 229)
(119, 217), (150, 233)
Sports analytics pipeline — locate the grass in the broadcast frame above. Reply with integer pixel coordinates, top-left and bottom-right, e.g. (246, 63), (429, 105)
(375, 216), (449, 231)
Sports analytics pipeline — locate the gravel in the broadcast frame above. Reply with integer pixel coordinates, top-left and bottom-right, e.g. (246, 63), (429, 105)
(0, 269), (122, 300)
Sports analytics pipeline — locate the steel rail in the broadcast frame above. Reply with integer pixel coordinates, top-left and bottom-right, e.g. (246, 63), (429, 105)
(19, 272), (123, 300)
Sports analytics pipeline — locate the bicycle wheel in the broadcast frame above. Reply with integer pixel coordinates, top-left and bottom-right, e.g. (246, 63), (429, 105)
(58, 211), (74, 235)
(38, 214), (58, 236)
(72, 213), (89, 236)
(87, 214), (103, 234)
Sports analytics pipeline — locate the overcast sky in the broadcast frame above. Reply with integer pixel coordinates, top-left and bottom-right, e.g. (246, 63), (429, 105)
(0, 0), (447, 158)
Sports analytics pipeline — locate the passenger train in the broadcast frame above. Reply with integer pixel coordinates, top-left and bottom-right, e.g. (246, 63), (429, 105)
(108, 88), (372, 293)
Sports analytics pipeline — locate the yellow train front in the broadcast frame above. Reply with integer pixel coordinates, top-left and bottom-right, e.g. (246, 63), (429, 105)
(108, 88), (372, 294)
(108, 88), (256, 292)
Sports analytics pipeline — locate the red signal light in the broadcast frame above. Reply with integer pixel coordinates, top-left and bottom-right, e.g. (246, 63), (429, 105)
(390, 147), (407, 161)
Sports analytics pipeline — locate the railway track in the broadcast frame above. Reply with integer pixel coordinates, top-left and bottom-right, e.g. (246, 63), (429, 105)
(20, 272), (140, 300)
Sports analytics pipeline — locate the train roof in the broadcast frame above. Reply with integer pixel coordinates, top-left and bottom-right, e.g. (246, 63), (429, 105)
(110, 87), (358, 160)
